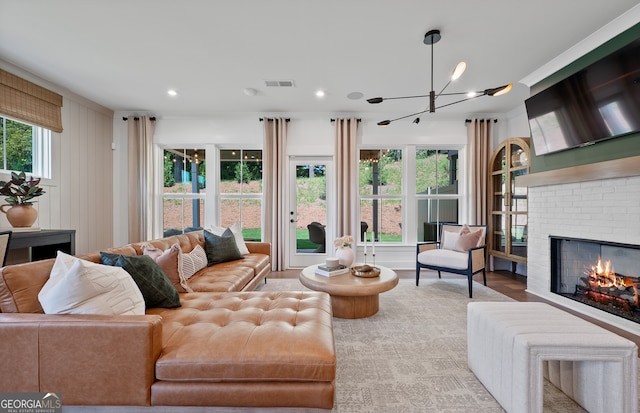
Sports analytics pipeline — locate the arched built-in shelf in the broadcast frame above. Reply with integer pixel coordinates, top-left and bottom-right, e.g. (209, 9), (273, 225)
(488, 137), (530, 272)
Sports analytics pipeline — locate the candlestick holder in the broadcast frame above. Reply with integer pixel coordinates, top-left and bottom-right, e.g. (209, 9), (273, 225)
(363, 252), (368, 265)
(372, 253), (376, 267)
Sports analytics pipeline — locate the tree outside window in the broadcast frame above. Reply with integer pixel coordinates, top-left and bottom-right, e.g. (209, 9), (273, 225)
(0, 116), (51, 179)
(359, 149), (403, 243)
(416, 149), (460, 242)
(0, 116), (33, 173)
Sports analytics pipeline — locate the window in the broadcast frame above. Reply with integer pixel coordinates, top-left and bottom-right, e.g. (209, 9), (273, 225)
(219, 149), (262, 241)
(358, 147), (462, 245)
(0, 116), (51, 178)
(359, 149), (403, 243)
(162, 148), (206, 235)
(416, 149), (460, 242)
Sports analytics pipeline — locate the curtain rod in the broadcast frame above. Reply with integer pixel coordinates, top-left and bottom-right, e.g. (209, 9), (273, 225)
(465, 119), (497, 123)
(330, 118), (361, 123)
(259, 118), (290, 122)
(122, 116), (156, 121)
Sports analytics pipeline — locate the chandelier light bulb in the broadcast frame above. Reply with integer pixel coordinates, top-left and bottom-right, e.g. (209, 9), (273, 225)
(492, 83), (513, 96)
(451, 62), (466, 81)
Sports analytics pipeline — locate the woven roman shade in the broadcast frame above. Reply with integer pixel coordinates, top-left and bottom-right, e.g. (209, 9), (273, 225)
(0, 69), (63, 132)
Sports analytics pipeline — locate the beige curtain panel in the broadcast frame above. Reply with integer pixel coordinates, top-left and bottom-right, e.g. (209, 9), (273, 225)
(0, 69), (63, 132)
(466, 118), (493, 225)
(334, 118), (359, 239)
(128, 116), (155, 243)
(262, 118), (288, 271)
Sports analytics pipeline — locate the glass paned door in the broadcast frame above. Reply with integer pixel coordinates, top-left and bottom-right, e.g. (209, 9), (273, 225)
(289, 157), (332, 268)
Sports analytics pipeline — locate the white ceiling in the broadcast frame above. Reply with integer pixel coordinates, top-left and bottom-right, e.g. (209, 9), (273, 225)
(1, 0), (639, 123)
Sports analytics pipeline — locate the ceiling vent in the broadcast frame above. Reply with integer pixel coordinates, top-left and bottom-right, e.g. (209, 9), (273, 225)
(264, 80), (295, 87)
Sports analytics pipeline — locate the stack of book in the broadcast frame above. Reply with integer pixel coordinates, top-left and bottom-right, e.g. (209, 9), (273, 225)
(315, 264), (349, 277)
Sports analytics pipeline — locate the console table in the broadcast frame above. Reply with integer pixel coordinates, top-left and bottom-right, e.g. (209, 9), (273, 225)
(7, 229), (76, 263)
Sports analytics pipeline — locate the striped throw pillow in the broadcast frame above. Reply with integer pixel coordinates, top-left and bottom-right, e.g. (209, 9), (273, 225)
(181, 244), (208, 280)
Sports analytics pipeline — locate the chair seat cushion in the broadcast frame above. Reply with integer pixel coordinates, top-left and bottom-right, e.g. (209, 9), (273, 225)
(417, 249), (468, 270)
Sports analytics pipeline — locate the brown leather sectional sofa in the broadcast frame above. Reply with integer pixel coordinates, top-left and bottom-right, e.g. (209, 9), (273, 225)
(0, 231), (336, 411)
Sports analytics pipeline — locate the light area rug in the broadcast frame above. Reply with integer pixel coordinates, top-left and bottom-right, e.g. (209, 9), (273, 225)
(258, 277), (619, 413)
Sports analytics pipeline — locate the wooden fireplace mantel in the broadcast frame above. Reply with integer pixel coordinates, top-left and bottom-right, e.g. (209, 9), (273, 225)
(516, 155), (640, 187)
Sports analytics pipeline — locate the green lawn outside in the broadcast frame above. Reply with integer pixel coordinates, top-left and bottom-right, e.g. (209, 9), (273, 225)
(242, 228), (400, 246)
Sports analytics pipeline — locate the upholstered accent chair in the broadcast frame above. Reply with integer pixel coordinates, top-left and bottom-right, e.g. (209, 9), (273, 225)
(416, 224), (487, 298)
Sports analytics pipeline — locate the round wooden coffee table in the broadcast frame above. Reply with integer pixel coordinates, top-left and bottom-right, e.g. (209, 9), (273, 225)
(299, 264), (399, 319)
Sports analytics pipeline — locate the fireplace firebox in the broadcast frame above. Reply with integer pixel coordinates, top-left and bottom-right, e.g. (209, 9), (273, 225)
(550, 236), (640, 324)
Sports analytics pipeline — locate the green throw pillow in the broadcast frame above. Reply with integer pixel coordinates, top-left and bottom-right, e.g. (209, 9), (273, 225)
(100, 252), (181, 309)
(203, 228), (244, 266)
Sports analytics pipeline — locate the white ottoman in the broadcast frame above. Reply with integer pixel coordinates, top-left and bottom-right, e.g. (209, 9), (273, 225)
(467, 302), (637, 413)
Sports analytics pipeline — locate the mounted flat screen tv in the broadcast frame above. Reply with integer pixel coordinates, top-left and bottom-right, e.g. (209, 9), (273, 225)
(525, 37), (640, 155)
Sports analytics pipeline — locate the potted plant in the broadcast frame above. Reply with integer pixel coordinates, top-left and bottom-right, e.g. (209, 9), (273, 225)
(0, 172), (46, 227)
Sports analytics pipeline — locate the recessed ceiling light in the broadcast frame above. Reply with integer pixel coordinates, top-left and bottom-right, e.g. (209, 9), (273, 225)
(347, 91), (364, 100)
(243, 88), (258, 96)
(315, 90), (325, 98)
(167, 89), (178, 97)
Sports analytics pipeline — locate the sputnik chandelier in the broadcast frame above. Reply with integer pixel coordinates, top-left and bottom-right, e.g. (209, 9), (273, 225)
(367, 29), (512, 126)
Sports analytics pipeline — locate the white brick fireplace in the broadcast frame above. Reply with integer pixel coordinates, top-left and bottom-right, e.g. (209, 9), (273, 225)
(523, 157), (640, 334)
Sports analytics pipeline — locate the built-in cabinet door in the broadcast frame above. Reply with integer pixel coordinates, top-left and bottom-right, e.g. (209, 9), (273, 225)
(488, 137), (530, 270)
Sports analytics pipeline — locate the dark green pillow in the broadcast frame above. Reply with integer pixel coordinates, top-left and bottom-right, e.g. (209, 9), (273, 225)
(100, 252), (181, 309)
(204, 228), (244, 266)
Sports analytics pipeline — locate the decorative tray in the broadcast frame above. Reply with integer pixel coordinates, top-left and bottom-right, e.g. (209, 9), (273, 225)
(351, 265), (381, 278)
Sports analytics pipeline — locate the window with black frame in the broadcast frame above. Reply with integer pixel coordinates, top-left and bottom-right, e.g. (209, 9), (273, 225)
(416, 149), (460, 242)
(162, 148), (206, 236)
(219, 149), (263, 241)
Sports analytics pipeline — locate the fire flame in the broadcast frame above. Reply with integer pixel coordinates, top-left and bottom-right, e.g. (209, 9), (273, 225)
(586, 257), (628, 288)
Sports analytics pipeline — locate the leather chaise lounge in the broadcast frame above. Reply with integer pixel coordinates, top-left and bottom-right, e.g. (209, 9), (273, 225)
(0, 231), (336, 411)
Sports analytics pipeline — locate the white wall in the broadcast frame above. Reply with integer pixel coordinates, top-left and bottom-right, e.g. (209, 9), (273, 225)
(0, 61), (114, 256)
(503, 105), (532, 142)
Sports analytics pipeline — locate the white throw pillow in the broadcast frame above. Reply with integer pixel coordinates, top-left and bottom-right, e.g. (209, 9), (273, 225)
(38, 252), (145, 315)
(210, 222), (250, 255)
(442, 231), (460, 250)
(181, 244), (208, 280)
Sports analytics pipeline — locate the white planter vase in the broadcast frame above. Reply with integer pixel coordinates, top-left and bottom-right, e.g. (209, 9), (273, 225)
(335, 247), (355, 267)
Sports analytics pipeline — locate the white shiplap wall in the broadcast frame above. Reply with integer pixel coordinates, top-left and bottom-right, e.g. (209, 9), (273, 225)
(0, 61), (114, 256)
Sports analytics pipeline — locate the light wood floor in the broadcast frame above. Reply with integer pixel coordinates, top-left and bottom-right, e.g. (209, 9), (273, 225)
(269, 268), (640, 353)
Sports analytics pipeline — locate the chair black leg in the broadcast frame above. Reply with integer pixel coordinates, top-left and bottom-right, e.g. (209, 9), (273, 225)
(468, 274), (473, 298)
(482, 269), (487, 286)
(416, 265), (421, 286)
(437, 270), (441, 279)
